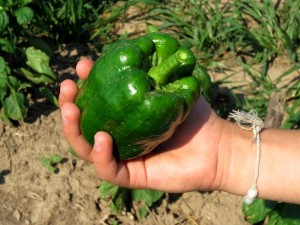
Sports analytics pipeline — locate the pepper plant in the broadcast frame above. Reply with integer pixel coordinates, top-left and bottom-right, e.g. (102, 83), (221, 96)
(243, 199), (300, 225)
(40, 154), (63, 174)
(0, 0), (57, 124)
(100, 181), (164, 218)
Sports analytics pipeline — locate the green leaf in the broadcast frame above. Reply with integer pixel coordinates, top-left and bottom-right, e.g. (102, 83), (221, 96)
(8, 75), (21, 90)
(243, 199), (278, 224)
(0, 88), (7, 103)
(138, 205), (148, 218)
(0, 56), (6, 72)
(0, 75), (8, 102)
(0, 11), (9, 32)
(268, 203), (300, 225)
(40, 154), (62, 165)
(14, 6), (34, 25)
(132, 189), (164, 207)
(30, 38), (53, 56)
(146, 23), (159, 33)
(39, 87), (58, 106)
(49, 155), (62, 164)
(0, 107), (12, 125)
(17, 67), (55, 84)
(0, 38), (16, 53)
(39, 154), (62, 174)
(112, 220), (119, 225)
(40, 156), (50, 166)
(110, 188), (129, 214)
(8, 75), (30, 92)
(99, 181), (120, 198)
(99, 182), (130, 214)
(0, 59), (8, 102)
(3, 90), (28, 121)
(132, 189), (164, 217)
(23, 0), (33, 5)
(25, 47), (55, 81)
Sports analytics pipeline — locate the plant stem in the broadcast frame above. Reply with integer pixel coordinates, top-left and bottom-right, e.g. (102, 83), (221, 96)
(148, 47), (194, 86)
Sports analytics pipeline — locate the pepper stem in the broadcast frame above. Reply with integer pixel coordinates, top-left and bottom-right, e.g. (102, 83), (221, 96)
(148, 47), (195, 87)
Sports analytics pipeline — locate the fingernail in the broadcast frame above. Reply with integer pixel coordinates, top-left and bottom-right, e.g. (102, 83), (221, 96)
(94, 134), (102, 152)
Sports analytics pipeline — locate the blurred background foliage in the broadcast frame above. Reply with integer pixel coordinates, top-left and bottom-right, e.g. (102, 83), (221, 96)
(1, 0), (298, 127)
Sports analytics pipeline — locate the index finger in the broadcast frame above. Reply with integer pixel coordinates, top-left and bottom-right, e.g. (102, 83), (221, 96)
(61, 102), (93, 162)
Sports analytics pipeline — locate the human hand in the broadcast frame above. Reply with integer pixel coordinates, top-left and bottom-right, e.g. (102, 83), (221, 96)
(59, 59), (227, 193)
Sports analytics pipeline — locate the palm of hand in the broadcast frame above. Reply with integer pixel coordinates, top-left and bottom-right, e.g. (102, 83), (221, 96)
(127, 98), (222, 192)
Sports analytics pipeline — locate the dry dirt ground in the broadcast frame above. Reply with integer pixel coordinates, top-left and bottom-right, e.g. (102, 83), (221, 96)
(0, 109), (248, 225)
(0, 42), (250, 225)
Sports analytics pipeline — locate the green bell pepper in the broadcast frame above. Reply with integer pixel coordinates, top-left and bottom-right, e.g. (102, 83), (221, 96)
(75, 32), (201, 160)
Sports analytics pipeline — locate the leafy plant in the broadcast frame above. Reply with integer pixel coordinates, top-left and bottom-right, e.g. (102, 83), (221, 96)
(90, 0), (162, 43)
(149, 0), (300, 121)
(0, 0), (57, 124)
(149, 0), (243, 62)
(40, 154), (63, 173)
(30, 0), (118, 43)
(234, 0), (300, 63)
(243, 199), (300, 225)
(99, 181), (164, 218)
(283, 87), (300, 129)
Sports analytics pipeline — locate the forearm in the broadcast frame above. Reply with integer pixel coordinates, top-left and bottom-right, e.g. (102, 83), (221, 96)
(219, 121), (300, 204)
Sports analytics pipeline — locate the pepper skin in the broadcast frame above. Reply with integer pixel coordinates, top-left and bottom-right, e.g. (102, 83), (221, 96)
(75, 33), (201, 160)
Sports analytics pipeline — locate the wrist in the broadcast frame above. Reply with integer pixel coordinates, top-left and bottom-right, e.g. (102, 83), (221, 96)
(213, 120), (255, 195)
(212, 118), (300, 203)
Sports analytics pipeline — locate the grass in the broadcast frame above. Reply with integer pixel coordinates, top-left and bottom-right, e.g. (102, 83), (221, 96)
(141, 0), (300, 122)
(2, 0), (298, 124)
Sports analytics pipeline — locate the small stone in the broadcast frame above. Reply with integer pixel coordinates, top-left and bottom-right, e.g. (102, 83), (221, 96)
(12, 209), (21, 221)
(127, 212), (134, 220)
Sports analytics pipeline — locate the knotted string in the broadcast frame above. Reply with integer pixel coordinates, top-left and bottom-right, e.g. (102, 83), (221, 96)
(229, 110), (265, 205)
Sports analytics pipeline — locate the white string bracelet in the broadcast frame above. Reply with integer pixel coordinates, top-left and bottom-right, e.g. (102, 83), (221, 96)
(228, 110), (265, 205)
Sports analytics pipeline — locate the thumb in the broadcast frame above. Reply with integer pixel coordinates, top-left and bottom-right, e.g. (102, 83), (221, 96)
(90, 132), (127, 183)
(91, 131), (115, 167)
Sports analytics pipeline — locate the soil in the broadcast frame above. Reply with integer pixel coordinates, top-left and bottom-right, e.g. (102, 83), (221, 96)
(0, 109), (249, 225)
